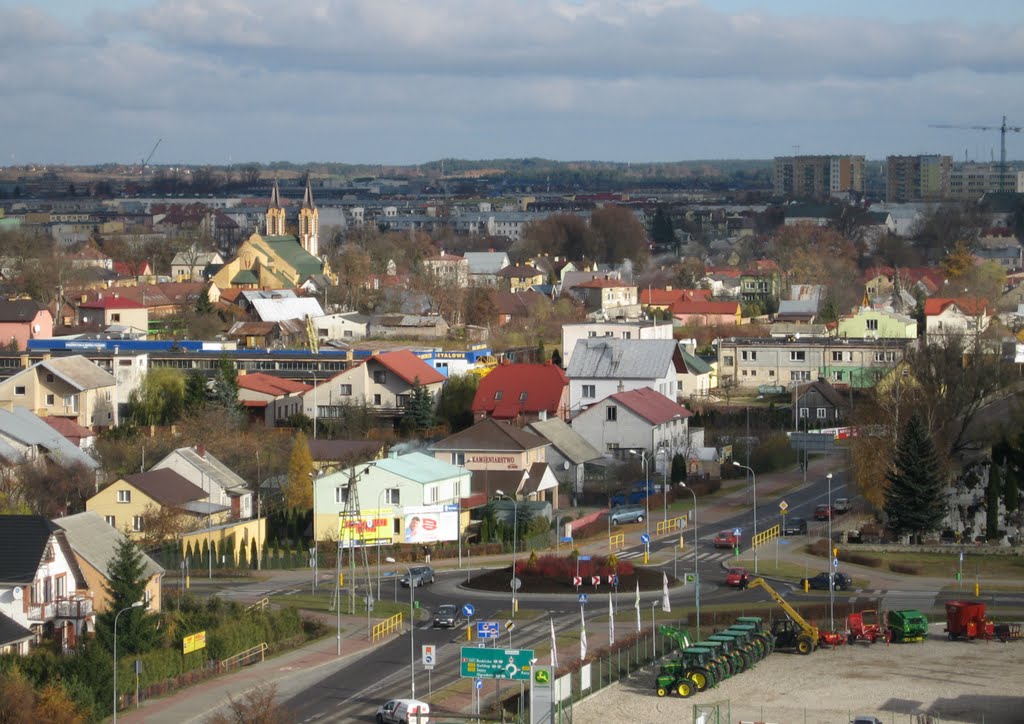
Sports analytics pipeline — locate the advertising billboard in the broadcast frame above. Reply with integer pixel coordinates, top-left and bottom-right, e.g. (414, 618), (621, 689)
(403, 504), (459, 543)
(338, 509), (391, 547)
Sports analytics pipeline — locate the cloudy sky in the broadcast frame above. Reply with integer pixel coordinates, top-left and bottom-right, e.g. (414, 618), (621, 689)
(4, 0), (1024, 165)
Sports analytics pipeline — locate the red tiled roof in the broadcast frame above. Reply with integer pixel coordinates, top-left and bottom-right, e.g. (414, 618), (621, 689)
(237, 372), (312, 396)
(605, 387), (691, 425)
(372, 350), (445, 385)
(42, 416), (95, 441)
(471, 363), (568, 419)
(670, 300), (740, 315)
(923, 297), (989, 316)
(640, 288), (711, 306)
(79, 296), (146, 310)
(113, 261), (152, 276)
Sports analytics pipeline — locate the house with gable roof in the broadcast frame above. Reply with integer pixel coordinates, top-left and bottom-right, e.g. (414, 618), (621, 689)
(793, 379), (849, 427)
(463, 251), (510, 285)
(670, 299), (743, 326)
(0, 355), (117, 429)
(237, 371), (312, 426)
(525, 417), (604, 501)
(0, 298), (53, 349)
(924, 297), (991, 343)
(471, 362), (569, 423)
(566, 338), (681, 415)
(76, 294), (149, 335)
(150, 445), (254, 520)
(0, 407), (99, 476)
(570, 386), (692, 463)
(86, 469), (220, 541)
(575, 277), (641, 319)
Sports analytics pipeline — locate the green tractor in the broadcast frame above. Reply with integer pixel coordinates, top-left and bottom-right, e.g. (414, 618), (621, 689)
(695, 640), (733, 681)
(654, 646), (718, 697)
(721, 627), (766, 665)
(734, 616), (776, 656)
(706, 633), (754, 674)
(657, 624), (693, 654)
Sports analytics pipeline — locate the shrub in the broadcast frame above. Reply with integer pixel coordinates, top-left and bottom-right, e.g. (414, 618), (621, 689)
(888, 562), (921, 575)
(844, 552), (882, 568)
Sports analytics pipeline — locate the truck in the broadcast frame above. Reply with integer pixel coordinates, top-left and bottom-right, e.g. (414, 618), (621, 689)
(833, 497), (852, 514)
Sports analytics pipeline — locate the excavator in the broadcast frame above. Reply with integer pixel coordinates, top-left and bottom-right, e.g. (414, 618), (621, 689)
(746, 577), (818, 655)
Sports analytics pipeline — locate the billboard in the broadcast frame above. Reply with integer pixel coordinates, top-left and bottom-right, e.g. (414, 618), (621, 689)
(338, 509), (391, 546)
(403, 504), (459, 544)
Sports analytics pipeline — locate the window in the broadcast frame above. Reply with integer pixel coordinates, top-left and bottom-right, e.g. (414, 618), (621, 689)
(451, 452), (465, 466)
(799, 407), (808, 418)
(789, 351), (806, 362)
(723, 356), (734, 366)
(494, 391), (503, 400)
(373, 371), (387, 384)
(46, 373), (54, 383)
(741, 350), (757, 361)
(105, 515), (115, 527)
(750, 370), (757, 376)
(426, 486), (438, 504)
(606, 406), (617, 422)
(42, 543), (54, 562)
(117, 489), (131, 503)
(133, 515), (144, 532)
(344, 330), (353, 338)
(582, 384), (596, 398)
(866, 319), (879, 331)
(55, 575), (66, 599)
(385, 488), (400, 505)
(335, 487), (349, 505)
(790, 371), (810, 382)
(397, 394), (409, 408)
(339, 384), (352, 396)
(768, 370), (775, 377)
(373, 394), (382, 405)
(519, 391), (527, 401)
(817, 407), (827, 419)
(46, 394), (55, 405)
(621, 331), (631, 339)
(741, 370), (747, 376)
(14, 385), (25, 396)
(111, 313), (121, 322)
(587, 331), (597, 338)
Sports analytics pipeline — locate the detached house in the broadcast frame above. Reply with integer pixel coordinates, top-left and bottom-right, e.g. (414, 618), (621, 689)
(472, 362), (570, 423)
(86, 469), (218, 540)
(566, 338), (681, 415)
(0, 356), (117, 430)
(237, 372), (312, 427)
(571, 386), (692, 461)
(150, 445), (254, 520)
(0, 298), (53, 350)
(924, 297), (990, 344)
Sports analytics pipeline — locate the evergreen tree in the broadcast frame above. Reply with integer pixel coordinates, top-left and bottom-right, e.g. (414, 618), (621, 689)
(437, 374), (478, 432)
(209, 355), (243, 415)
(536, 338), (546, 363)
(986, 464), (1002, 541)
(671, 453), (687, 484)
(195, 287), (214, 314)
(884, 413), (946, 541)
(285, 433), (315, 510)
(651, 207), (675, 247)
(402, 378), (435, 432)
(550, 349), (563, 368)
(95, 537), (160, 655)
(184, 370), (208, 409)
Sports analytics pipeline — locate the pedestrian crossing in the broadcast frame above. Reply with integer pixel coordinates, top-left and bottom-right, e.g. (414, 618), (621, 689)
(617, 549), (735, 563)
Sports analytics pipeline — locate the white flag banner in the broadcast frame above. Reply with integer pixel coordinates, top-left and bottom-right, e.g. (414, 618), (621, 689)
(661, 572), (671, 613)
(634, 581), (641, 633)
(550, 617), (559, 669)
(608, 594), (615, 645)
(580, 606), (588, 661)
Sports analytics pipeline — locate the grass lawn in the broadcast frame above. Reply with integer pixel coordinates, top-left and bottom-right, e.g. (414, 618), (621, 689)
(269, 592), (408, 619)
(803, 547), (1024, 580)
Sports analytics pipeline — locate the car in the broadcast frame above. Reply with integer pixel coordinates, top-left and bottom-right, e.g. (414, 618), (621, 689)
(713, 529), (740, 548)
(800, 571), (852, 591)
(400, 566), (435, 587)
(783, 517), (808, 536)
(724, 567), (749, 588)
(376, 698), (430, 724)
(609, 504), (646, 525)
(432, 604), (459, 628)
(833, 497), (852, 514)
(814, 504), (833, 521)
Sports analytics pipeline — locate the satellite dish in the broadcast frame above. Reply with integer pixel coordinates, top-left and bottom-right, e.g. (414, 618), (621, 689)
(32, 324), (40, 334)
(562, 461), (570, 471)
(12, 586), (22, 600)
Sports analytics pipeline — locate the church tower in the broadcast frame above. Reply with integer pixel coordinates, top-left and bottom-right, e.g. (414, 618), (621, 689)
(298, 177), (319, 257)
(265, 179), (286, 237)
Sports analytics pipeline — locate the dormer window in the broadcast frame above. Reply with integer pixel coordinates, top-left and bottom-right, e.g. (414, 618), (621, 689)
(519, 392), (527, 401)
(494, 391), (503, 400)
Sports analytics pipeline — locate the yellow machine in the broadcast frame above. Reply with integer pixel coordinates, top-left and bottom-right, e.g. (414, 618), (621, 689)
(746, 577), (819, 655)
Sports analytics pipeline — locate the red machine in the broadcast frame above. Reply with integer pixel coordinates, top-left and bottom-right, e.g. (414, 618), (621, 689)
(847, 610), (883, 644)
(944, 601), (995, 641)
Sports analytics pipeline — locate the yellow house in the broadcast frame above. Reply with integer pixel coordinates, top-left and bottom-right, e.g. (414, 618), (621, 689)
(77, 294), (149, 334)
(0, 355), (117, 429)
(54, 511), (165, 614)
(87, 469), (219, 542)
(497, 264), (546, 293)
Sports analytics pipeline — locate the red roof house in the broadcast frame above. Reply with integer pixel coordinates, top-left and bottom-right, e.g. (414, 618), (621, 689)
(670, 300), (742, 326)
(471, 362), (570, 423)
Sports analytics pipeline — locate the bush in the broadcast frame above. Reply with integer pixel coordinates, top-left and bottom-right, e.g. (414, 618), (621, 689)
(844, 552), (883, 568)
(515, 554), (633, 579)
(888, 562), (921, 575)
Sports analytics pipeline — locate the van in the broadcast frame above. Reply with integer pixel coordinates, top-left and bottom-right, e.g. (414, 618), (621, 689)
(376, 698), (430, 724)
(609, 504), (645, 525)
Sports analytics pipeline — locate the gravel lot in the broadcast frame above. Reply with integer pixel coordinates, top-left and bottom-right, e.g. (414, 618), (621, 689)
(571, 627), (1024, 724)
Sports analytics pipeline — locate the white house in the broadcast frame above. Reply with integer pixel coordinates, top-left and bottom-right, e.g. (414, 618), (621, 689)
(565, 338), (680, 416)
(150, 445), (253, 520)
(312, 312), (370, 342)
(570, 386), (692, 465)
(924, 297), (990, 344)
(561, 321), (674, 369)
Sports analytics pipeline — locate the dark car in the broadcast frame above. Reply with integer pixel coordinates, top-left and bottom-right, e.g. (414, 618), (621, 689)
(800, 571), (852, 591)
(400, 566), (435, 587)
(783, 517), (808, 536)
(814, 504), (833, 521)
(432, 604), (459, 628)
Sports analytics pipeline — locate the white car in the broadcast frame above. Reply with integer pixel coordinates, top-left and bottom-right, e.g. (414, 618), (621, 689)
(376, 698), (430, 724)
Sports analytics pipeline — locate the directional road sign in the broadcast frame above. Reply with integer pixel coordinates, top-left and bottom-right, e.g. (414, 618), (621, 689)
(572, 576), (582, 587)
(832, 557), (839, 569)
(422, 644), (436, 667)
(590, 576), (600, 586)
(640, 533), (650, 544)
(477, 621), (499, 639)
(578, 555), (591, 561)
(608, 574), (618, 585)
(462, 603), (475, 618)
(460, 647), (535, 681)
(475, 678), (483, 690)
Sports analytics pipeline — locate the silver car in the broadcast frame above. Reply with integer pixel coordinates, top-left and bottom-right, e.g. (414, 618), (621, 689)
(400, 565), (435, 587)
(609, 505), (645, 525)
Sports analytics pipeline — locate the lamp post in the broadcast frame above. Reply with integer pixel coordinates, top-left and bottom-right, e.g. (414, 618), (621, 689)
(732, 462), (758, 574)
(656, 448), (669, 529)
(113, 601), (144, 722)
(630, 450), (651, 539)
(495, 489), (519, 616)
(377, 488), (388, 601)
(387, 556), (416, 699)
(827, 472), (834, 631)
(680, 482), (700, 642)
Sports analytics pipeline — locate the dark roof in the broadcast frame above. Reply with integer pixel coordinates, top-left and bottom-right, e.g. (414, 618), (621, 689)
(0, 515), (56, 584)
(0, 611), (33, 647)
(121, 469), (207, 507)
(795, 380), (848, 410)
(431, 417), (548, 452)
(0, 299), (46, 323)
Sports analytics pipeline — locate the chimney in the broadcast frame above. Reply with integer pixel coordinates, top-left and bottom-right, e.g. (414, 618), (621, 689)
(196, 444), (206, 458)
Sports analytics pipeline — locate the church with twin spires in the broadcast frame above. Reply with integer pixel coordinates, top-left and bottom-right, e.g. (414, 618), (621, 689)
(209, 178), (333, 295)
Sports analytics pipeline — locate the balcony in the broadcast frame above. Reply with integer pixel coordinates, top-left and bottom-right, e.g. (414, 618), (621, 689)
(28, 596), (94, 623)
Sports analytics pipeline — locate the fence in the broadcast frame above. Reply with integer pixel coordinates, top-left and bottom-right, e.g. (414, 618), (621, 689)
(752, 523), (779, 549)
(656, 515), (687, 536)
(220, 642), (267, 671)
(372, 612), (404, 642)
(608, 533), (625, 551)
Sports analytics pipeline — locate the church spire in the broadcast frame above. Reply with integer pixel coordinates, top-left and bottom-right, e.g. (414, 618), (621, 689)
(265, 178), (286, 236)
(298, 175), (319, 257)
(302, 176), (315, 209)
(270, 178), (281, 208)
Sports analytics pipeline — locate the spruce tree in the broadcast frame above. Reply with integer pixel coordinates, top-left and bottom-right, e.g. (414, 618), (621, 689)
(402, 378), (435, 432)
(95, 536), (160, 655)
(884, 413), (946, 541)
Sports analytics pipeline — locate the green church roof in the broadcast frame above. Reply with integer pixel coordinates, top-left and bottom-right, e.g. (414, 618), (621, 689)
(261, 236), (323, 278)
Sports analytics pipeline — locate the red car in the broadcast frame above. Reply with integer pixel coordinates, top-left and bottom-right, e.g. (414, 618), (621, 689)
(725, 567), (749, 588)
(713, 530), (740, 548)
(814, 504), (833, 521)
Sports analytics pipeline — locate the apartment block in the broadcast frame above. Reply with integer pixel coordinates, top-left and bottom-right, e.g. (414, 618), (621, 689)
(774, 155), (865, 199)
(885, 155), (952, 202)
(948, 166), (1024, 201)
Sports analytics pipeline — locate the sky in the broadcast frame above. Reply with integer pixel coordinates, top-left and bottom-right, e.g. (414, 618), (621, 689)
(3, 0), (1024, 166)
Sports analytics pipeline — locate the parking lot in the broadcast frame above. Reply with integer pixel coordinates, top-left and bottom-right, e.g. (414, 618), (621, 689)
(572, 628), (1024, 723)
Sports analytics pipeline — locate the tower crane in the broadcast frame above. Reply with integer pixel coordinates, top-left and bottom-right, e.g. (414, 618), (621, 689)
(929, 116), (1022, 191)
(141, 138), (162, 171)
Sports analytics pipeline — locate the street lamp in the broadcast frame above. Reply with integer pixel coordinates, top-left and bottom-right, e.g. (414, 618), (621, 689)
(113, 601), (144, 722)
(732, 461), (758, 574)
(630, 450), (651, 539)
(386, 556), (416, 699)
(680, 482), (700, 642)
(827, 472), (834, 631)
(495, 490), (519, 616)
(377, 488), (389, 601)
(656, 448), (670, 529)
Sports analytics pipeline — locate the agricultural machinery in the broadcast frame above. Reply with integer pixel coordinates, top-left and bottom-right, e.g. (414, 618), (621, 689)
(887, 609), (928, 643)
(655, 646), (719, 697)
(846, 610), (883, 645)
(746, 577), (818, 654)
(945, 601), (995, 641)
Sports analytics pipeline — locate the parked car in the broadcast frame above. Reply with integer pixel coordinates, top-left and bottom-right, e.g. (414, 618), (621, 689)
(800, 571), (852, 591)
(713, 529), (740, 549)
(609, 504), (646, 525)
(833, 497), (851, 514)
(376, 698), (430, 724)
(432, 604), (459, 628)
(724, 567), (749, 588)
(783, 517), (808, 536)
(400, 566), (435, 587)
(814, 504), (833, 521)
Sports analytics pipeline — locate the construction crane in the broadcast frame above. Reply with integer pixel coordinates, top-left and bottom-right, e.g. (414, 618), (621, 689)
(141, 138), (162, 170)
(929, 116), (1023, 190)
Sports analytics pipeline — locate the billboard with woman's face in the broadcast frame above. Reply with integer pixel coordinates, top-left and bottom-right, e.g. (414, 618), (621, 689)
(403, 504), (458, 543)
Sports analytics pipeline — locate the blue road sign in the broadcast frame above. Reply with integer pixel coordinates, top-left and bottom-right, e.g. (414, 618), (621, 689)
(477, 621), (499, 639)
(611, 574), (619, 586)
(475, 678), (483, 690)
(560, 536), (573, 543)
(778, 540), (790, 545)
(641, 533), (650, 544)
(462, 603), (476, 618)
(578, 555), (592, 561)
(578, 593), (588, 604)
(832, 557), (839, 569)
(733, 528), (741, 537)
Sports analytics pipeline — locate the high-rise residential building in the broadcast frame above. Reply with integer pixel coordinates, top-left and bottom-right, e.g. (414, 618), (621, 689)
(774, 155), (865, 199)
(948, 165), (1024, 201)
(885, 155), (952, 202)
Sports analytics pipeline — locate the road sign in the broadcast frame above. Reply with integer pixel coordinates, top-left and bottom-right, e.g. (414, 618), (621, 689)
(460, 647), (535, 681)
(607, 574), (617, 585)
(505, 620), (515, 633)
(959, 551), (964, 563)
(578, 593), (588, 604)
(475, 678), (483, 689)
(560, 536), (573, 543)
(572, 576), (582, 587)
(779, 500), (788, 512)
(590, 576), (600, 586)
(462, 603), (476, 618)
(477, 621), (499, 639)
(832, 557), (839, 569)
(422, 644), (436, 667)
(640, 533), (650, 544)
(578, 555), (592, 561)
(733, 528), (741, 537)
(511, 577), (522, 591)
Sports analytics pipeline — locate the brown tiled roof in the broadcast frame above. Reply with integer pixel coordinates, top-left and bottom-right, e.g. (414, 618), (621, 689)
(431, 417), (547, 452)
(121, 469), (207, 507)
